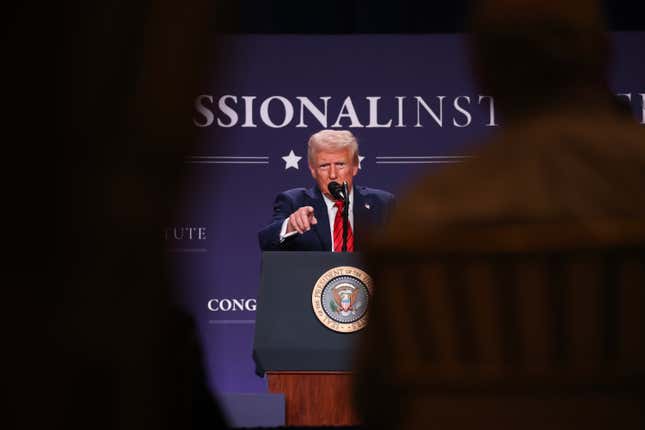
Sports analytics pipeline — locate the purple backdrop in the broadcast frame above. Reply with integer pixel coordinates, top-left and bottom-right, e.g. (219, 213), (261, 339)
(165, 33), (645, 396)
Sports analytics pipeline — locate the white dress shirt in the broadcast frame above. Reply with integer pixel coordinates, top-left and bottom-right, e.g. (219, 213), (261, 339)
(279, 188), (354, 251)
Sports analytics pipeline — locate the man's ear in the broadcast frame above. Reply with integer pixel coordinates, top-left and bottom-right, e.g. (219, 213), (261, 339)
(309, 163), (316, 178)
(351, 163), (359, 177)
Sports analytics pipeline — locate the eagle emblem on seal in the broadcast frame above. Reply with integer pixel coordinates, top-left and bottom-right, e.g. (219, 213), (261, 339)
(330, 284), (363, 317)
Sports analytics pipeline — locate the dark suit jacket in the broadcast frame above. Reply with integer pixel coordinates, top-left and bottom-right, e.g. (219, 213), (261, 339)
(258, 185), (395, 251)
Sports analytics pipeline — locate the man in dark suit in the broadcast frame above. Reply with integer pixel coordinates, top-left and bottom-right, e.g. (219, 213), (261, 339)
(258, 130), (395, 251)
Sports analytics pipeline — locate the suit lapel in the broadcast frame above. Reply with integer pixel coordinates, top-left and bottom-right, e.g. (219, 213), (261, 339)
(353, 185), (384, 251)
(306, 186), (331, 251)
(353, 186), (369, 251)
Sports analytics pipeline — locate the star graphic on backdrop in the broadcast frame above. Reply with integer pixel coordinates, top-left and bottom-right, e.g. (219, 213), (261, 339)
(358, 155), (365, 170)
(282, 150), (302, 170)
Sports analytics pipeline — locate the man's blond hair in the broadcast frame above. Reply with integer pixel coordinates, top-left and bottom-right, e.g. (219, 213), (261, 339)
(307, 130), (359, 165)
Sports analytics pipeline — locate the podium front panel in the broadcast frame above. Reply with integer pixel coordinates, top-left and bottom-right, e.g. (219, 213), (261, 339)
(253, 251), (369, 374)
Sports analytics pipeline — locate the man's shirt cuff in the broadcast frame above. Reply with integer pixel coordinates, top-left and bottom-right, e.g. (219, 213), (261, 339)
(279, 218), (298, 242)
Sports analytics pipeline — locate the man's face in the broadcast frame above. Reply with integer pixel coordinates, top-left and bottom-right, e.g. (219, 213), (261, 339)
(309, 148), (358, 200)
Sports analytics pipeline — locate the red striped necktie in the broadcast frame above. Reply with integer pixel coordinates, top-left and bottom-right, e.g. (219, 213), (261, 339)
(333, 200), (354, 252)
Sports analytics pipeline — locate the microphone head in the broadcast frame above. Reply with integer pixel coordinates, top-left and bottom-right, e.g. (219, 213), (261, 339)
(328, 181), (345, 201)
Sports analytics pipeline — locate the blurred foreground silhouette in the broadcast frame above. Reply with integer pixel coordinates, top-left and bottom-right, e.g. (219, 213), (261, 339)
(356, 1), (645, 429)
(9, 1), (227, 429)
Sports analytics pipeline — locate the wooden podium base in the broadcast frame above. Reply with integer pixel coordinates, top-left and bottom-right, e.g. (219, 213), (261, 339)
(267, 371), (360, 426)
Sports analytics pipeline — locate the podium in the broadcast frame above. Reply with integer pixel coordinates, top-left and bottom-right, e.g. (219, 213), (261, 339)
(253, 252), (369, 426)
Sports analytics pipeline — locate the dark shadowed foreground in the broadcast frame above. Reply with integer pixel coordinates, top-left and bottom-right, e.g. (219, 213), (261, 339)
(356, 1), (645, 429)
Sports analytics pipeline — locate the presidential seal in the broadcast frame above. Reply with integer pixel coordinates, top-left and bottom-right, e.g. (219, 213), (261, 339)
(312, 266), (373, 333)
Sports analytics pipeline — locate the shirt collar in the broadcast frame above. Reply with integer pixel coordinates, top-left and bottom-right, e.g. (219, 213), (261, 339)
(322, 187), (354, 210)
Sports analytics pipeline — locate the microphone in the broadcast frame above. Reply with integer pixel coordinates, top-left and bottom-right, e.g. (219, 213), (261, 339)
(329, 181), (351, 251)
(328, 181), (346, 201)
